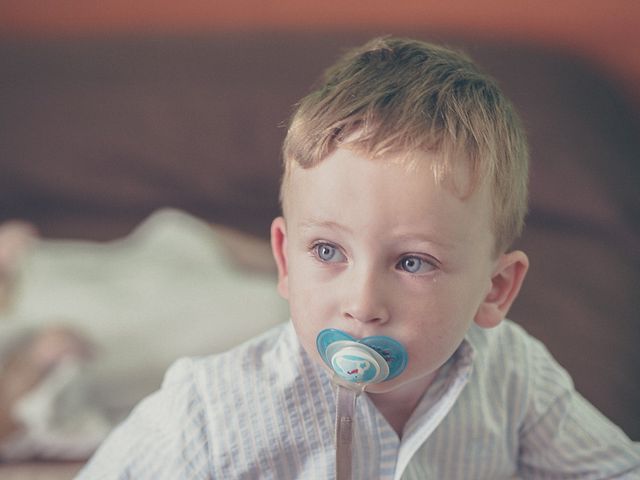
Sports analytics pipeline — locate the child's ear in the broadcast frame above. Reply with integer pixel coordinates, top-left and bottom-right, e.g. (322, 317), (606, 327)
(474, 250), (529, 329)
(270, 217), (290, 299)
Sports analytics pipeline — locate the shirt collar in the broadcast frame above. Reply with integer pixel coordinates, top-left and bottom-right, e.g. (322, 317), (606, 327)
(392, 335), (475, 479)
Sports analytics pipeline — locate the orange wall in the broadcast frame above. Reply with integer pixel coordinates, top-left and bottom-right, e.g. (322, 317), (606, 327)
(1, 0), (639, 106)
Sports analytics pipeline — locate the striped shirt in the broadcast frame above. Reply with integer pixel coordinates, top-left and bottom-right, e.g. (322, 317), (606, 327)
(76, 320), (640, 479)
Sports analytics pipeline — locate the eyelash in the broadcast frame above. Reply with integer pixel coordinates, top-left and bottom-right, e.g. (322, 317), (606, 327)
(309, 242), (439, 275)
(395, 255), (438, 275)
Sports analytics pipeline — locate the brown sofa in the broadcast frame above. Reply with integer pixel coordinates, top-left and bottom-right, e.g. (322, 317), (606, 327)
(1, 31), (638, 468)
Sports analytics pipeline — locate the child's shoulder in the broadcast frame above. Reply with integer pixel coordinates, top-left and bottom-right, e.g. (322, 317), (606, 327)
(465, 319), (568, 388)
(142, 321), (332, 469)
(464, 319), (575, 413)
(467, 318), (542, 360)
(160, 321), (301, 402)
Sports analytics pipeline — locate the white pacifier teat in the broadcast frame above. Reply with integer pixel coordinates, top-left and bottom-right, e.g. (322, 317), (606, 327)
(316, 329), (408, 386)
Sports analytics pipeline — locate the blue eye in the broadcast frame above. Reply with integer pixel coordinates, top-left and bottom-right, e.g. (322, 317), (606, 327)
(397, 256), (434, 274)
(314, 243), (345, 263)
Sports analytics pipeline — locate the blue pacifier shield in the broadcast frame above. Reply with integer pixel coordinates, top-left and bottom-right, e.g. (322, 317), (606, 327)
(316, 329), (408, 384)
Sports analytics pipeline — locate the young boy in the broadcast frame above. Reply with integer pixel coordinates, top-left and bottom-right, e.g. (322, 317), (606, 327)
(76, 37), (640, 479)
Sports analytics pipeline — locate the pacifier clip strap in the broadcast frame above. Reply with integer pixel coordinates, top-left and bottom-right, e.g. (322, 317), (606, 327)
(335, 385), (357, 480)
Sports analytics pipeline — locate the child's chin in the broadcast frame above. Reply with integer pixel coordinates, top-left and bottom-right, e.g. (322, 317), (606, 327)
(366, 370), (439, 396)
(363, 380), (401, 394)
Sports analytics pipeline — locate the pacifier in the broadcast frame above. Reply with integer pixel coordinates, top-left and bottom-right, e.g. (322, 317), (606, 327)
(316, 329), (408, 385)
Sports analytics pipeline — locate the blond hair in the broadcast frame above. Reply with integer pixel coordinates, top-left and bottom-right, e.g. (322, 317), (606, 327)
(281, 36), (529, 254)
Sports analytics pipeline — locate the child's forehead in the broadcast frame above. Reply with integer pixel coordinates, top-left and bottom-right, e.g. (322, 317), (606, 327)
(286, 147), (492, 222)
(288, 145), (482, 200)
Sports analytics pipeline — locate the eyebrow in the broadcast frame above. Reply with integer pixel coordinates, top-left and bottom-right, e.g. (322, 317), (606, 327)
(298, 219), (352, 233)
(298, 219), (454, 250)
(392, 232), (456, 250)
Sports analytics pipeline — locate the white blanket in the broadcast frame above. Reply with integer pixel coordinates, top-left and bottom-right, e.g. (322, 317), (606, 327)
(0, 209), (288, 460)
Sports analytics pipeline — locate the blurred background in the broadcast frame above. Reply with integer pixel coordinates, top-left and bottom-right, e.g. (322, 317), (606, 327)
(1, 0), (639, 237)
(2, 0), (640, 105)
(0, 0), (639, 476)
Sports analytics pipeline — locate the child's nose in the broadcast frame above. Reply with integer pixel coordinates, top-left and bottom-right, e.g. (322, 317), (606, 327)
(341, 267), (390, 325)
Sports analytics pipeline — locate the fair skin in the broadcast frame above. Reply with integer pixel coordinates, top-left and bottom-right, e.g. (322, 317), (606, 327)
(271, 146), (528, 436)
